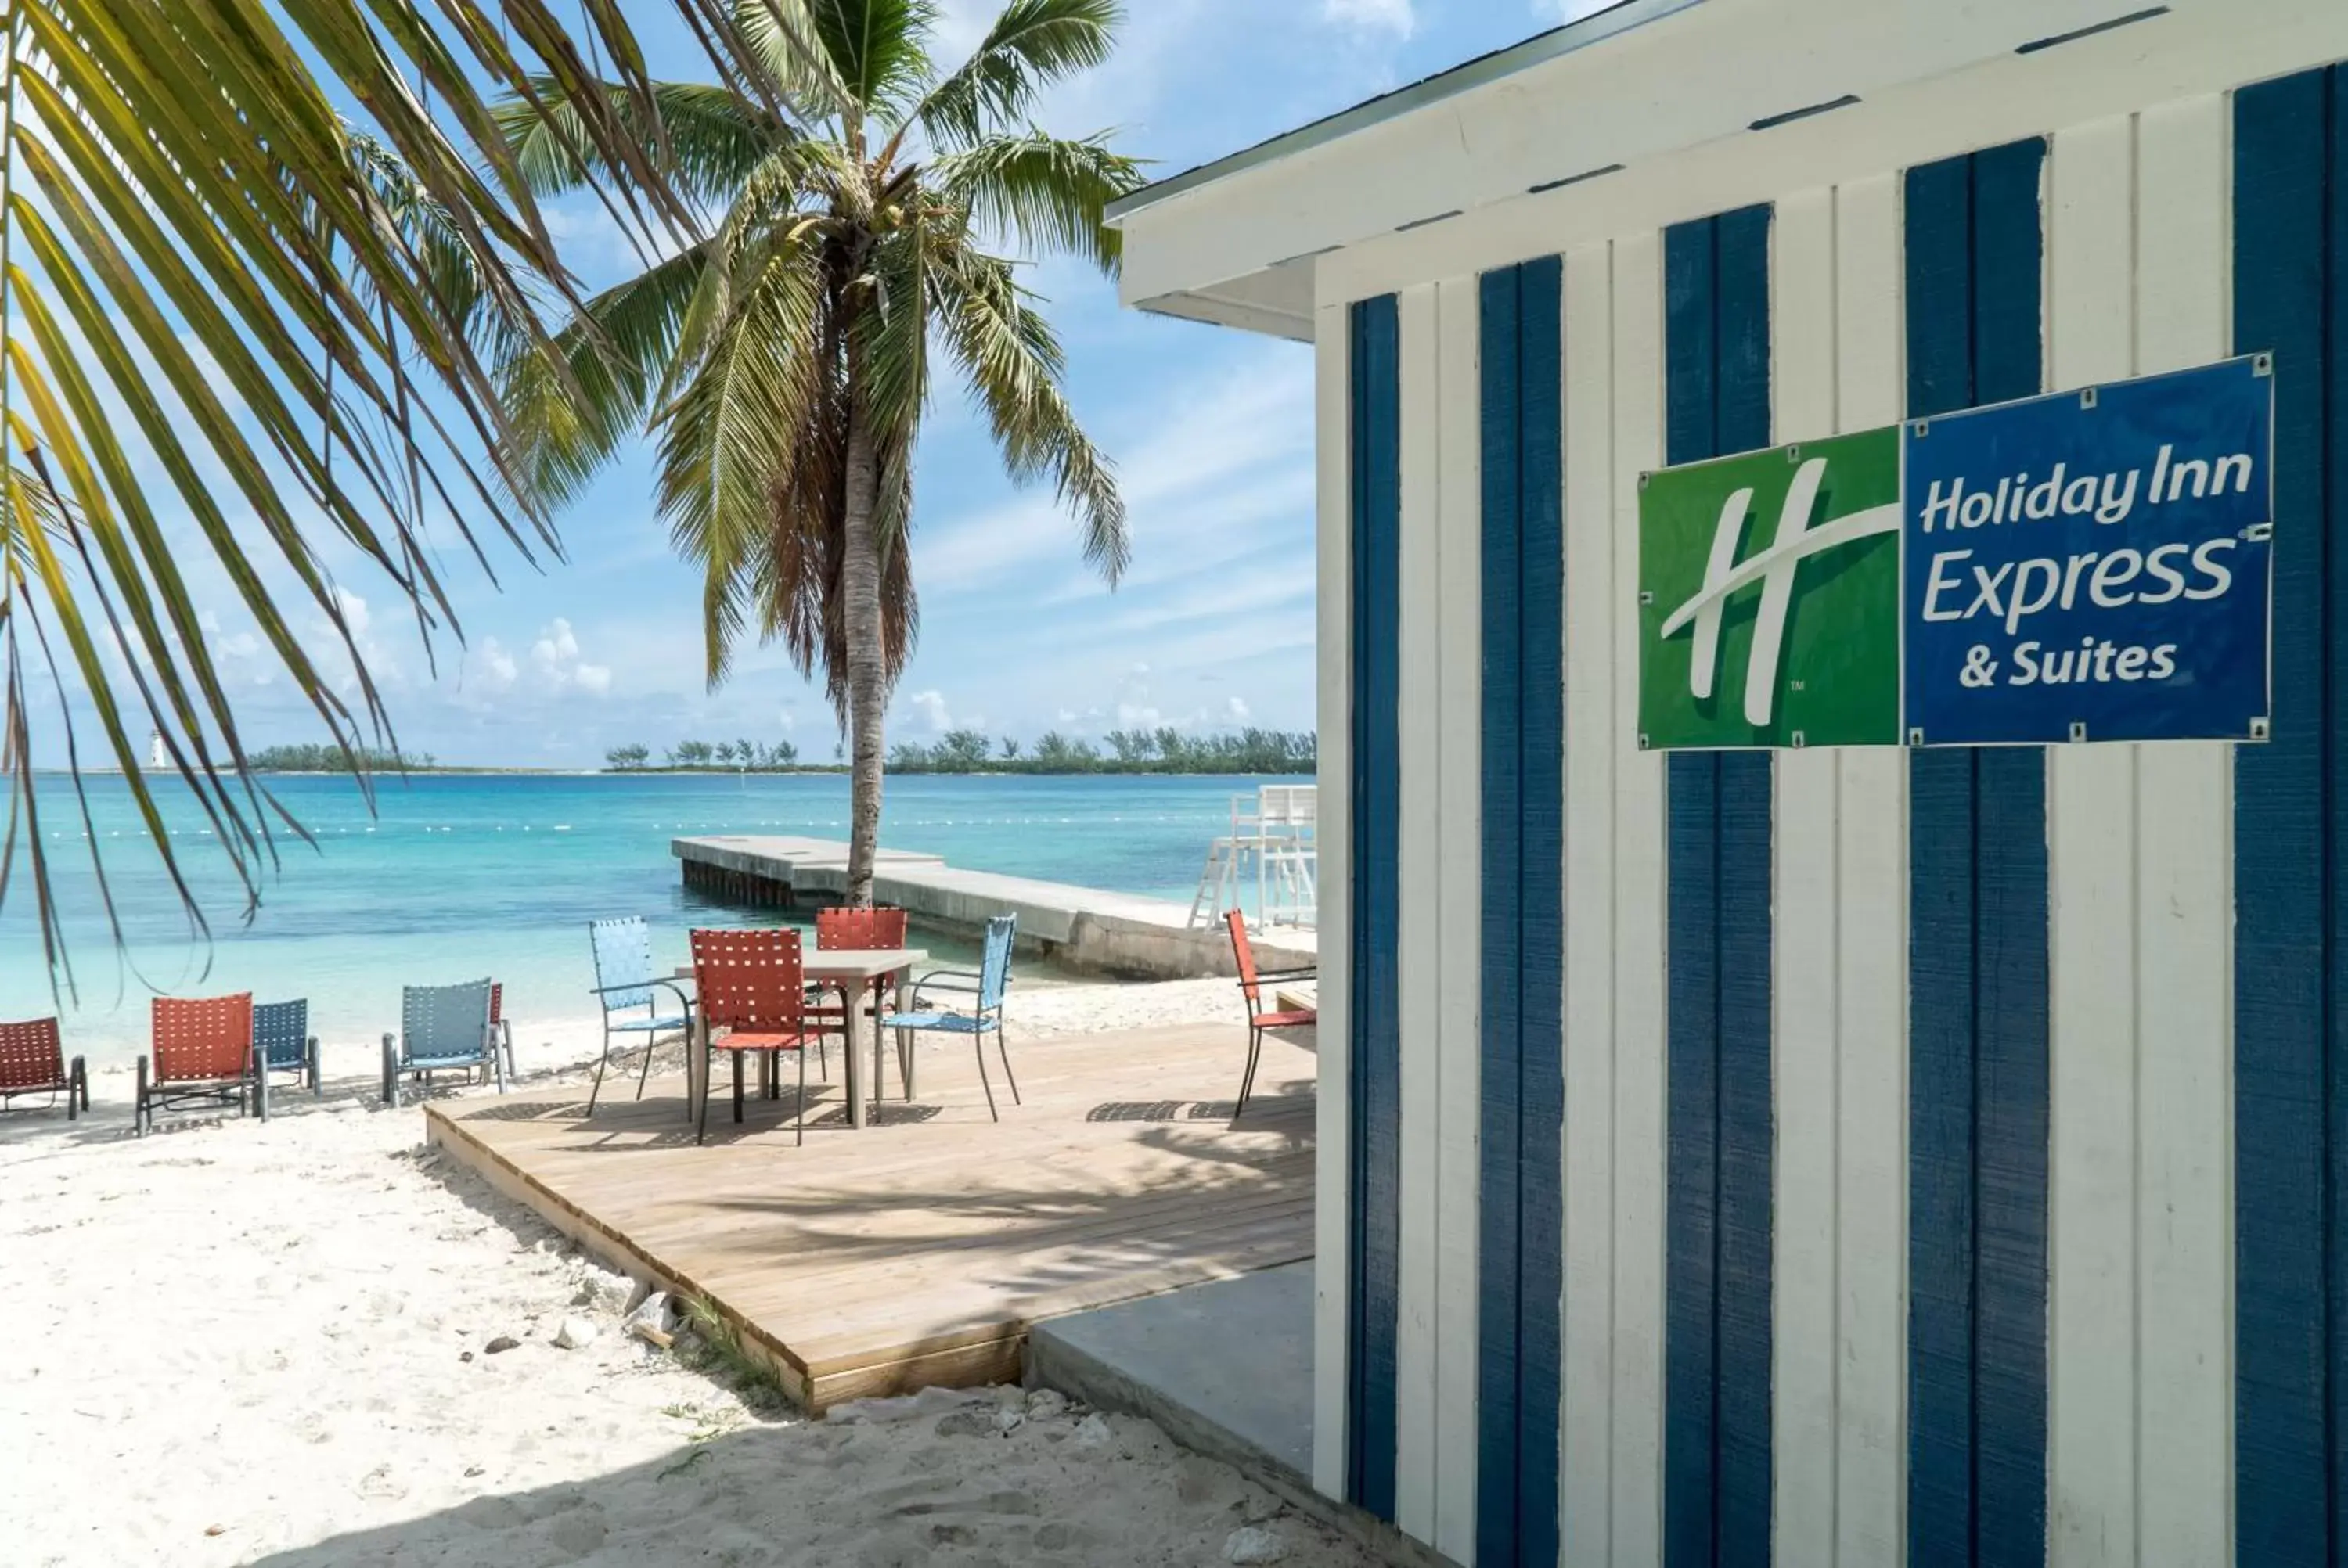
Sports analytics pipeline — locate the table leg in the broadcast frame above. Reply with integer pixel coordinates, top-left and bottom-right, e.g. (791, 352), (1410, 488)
(870, 988), (888, 1117)
(844, 992), (867, 1131)
(896, 976), (914, 1100)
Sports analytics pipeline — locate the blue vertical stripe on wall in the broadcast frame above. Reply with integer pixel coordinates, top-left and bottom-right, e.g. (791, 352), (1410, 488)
(1662, 203), (1774, 1568)
(1478, 254), (1566, 1568)
(1903, 135), (2051, 1568)
(2235, 63), (2344, 1568)
(1348, 293), (1403, 1521)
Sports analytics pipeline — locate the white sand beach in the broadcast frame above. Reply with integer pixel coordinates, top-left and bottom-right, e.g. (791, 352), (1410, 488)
(0, 978), (1367, 1567)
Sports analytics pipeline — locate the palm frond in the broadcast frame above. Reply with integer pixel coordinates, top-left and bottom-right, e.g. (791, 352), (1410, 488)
(0, 0), (762, 989)
(929, 244), (1127, 581)
(918, 0), (1119, 150)
(934, 130), (1141, 272)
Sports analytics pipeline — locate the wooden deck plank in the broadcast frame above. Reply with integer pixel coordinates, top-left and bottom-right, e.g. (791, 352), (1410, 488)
(423, 1022), (1316, 1412)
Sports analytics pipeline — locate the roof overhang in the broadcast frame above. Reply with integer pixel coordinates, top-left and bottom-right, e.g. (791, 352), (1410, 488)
(1107, 0), (2348, 342)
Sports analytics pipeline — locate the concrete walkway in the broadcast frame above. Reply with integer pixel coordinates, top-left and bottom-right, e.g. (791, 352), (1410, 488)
(1025, 1261), (1315, 1492)
(673, 833), (1315, 980)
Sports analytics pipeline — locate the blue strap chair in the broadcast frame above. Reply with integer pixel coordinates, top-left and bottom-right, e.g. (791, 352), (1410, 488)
(381, 980), (501, 1106)
(254, 999), (322, 1096)
(586, 916), (695, 1115)
(881, 913), (1019, 1121)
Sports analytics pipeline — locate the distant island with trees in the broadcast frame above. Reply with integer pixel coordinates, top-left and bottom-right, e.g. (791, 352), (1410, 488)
(236, 729), (1314, 777)
(603, 727), (1315, 776)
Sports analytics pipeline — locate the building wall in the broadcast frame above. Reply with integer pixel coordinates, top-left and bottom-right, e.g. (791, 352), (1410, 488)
(1316, 66), (2340, 1568)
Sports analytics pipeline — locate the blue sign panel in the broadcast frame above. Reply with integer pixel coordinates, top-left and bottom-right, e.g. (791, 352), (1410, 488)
(1901, 356), (2274, 746)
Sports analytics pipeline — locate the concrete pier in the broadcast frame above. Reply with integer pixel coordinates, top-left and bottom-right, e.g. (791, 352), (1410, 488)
(672, 834), (1315, 980)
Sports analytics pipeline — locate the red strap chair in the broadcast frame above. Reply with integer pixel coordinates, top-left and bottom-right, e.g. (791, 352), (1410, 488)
(0, 1017), (88, 1120)
(141, 994), (259, 1135)
(689, 928), (824, 1145)
(806, 904), (907, 1089)
(1225, 910), (1316, 1120)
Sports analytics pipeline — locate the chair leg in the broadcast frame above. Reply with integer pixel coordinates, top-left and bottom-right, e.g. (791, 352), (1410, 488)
(795, 1045), (808, 1147)
(996, 1024), (1020, 1106)
(634, 1029), (657, 1101)
(695, 1053), (711, 1145)
(972, 1034), (999, 1124)
(586, 1028), (613, 1116)
(733, 1052), (745, 1124)
(1235, 1027), (1265, 1120)
(135, 1057), (149, 1136)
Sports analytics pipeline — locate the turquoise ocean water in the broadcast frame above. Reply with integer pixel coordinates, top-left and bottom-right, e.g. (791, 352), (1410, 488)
(0, 771), (1302, 1062)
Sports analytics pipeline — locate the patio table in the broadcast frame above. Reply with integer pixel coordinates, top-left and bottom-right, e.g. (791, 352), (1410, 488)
(679, 948), (924, 1130)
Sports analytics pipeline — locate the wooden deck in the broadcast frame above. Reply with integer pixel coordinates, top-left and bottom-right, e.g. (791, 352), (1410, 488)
(423, 1022), (1315, 1412)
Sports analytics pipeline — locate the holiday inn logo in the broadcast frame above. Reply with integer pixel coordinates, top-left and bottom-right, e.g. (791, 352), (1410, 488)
(1639, 428), (1903, 749)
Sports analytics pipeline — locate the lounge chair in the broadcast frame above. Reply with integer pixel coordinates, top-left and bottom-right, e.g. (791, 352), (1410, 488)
(1225, 909), (1316, 1120)
(689, 927), (825, 1145)
(805, 904), (909, 1083)
(380, 980), (502, 1106)
(880, 913), (1019, 1122)
(585, 916), (695, 1114)
(139, 993), (261, 1135)
(253, 999), (322, 1096)
(0, 1017), (88, 1120)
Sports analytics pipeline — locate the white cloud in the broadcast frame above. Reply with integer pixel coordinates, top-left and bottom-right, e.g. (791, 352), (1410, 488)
(1226, 696), (1251, 722)
(1323, 0), (1413, 37)
(474, 637), (518, 692)
(906, 689), (954, 734)
(525, 617), (611, 698)
(912, 351), (1314, 595)
(331, 586), (371, 638)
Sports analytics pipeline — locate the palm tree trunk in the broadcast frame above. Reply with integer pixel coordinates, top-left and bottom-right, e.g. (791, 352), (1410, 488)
(841, 386), (887, 908)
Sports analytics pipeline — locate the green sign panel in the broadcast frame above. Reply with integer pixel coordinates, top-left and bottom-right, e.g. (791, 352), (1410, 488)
(1638, 428), (1903, 750)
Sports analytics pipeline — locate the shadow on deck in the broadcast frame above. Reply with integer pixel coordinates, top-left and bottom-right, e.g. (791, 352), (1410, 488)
(422, 1021), (1316, 1412)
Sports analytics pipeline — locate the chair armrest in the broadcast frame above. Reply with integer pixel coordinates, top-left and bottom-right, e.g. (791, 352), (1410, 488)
(1246, 966), (1317, 981)
(589, 979), (696, 1014)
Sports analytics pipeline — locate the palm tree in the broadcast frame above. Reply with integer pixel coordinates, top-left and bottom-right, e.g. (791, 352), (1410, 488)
(0, 0), (792, 984)
(496, 0), (1142, 904)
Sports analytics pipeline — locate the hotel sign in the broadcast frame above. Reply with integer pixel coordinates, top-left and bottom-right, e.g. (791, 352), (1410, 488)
(1636, 356), (2274, 750)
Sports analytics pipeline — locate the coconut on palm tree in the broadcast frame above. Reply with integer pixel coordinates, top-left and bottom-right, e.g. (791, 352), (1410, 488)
(497, 0), (1142, 904)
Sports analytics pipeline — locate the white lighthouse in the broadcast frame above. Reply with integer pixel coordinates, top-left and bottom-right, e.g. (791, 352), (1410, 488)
(147, 729), (166, 770)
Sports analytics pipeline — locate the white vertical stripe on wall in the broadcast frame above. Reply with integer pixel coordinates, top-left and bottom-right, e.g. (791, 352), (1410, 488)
(2048, 112), (2142, 1568)
(2045, 100), (2237, 1567)
(1313, 298), (1353, 1504)
(1434, 273), (1486, 1566)
(1767, 175), (1911, 1568)
(1562, 236), (1621, 1566)
(1772, 184), (1843, 1566)
(2129, 92), (2233, 1568)
(1609, 229), (1671, 1568)
(1395, 282), (1443, 1544)
(1829, 171), (1910, 1568)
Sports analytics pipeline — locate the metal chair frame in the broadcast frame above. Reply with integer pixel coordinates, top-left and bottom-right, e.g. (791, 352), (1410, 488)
(380, 980), (502, 1107)
(882, 914), (1019, 1122)
(1225, 909), (1316, 1120)
(252, 999), (322, 1097)
(689, 927), (823, 1145)
(585, 917), (695, 1115)
(139, 994), (262, 1135)
(805, 904), (910, 1085)
(0, 1017), (88, 1120)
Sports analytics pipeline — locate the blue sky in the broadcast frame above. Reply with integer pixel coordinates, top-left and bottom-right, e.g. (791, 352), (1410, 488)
(177, 2), (1606, 768)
